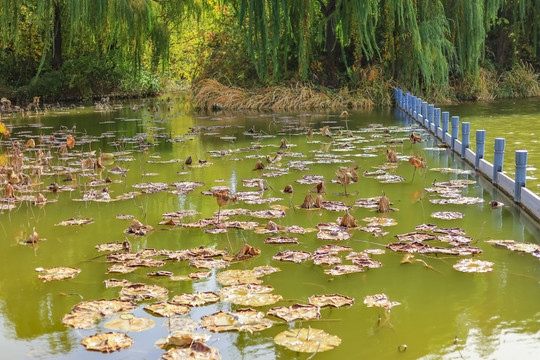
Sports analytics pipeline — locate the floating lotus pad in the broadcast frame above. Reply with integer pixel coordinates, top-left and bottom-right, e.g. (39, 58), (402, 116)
(309, 294), (354, 307)
(145, 302), (190, 317)
(81, 332), (134, 353)
(161, 342), (221, 360)
(313, 254), (342, 266)
(453, 258), (494, 273)
(171, 292), (220, 307)
(219, 284), (282, 307)
(35, 266), (80, 281)
(201, 309), (273, 332)
(104, 316), (156, 332)
(324, 264), (365, 275)
(62, 299), (137, 329)
(431, 211), (464, 220)
(274, 328), (341, 353)
(273, 250), (312, 263)
(363, 293), (401, 309)
(56, 217), (94, 226)
(268, 304), (321, 322)
(119, 283), (168, 301)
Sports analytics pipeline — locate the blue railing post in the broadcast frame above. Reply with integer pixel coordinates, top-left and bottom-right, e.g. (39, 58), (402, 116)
(398, 89), (403, 106)
(422, 102), (428, 120)
(451, 116), (459, 149)
(514, 150), (528, 202)
(461, 122), (470, 159)
(493, 138), (506, 184)
(475, 130), (486, 169)
(416, 98), (422, 121)
(442, 112), (449, 135)
(428, 104), (434, 125)
(434, 108), (441, 129)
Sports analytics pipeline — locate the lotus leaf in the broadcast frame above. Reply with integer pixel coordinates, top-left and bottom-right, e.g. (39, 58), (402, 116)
(216, 270), (263, 286)
(104, 279), (131, 288)
(313, 254), (342, 266)
(201, 309), (273, 332)
(431, 211), (464, 220)
(147, 271), (174, 277)
(120, 283), (168, 301)
(96, 243), (124, 252)
(104, 316), (156, 332)
(507, 242), (540, 253)
(57, 218), (94, 226)
(35, 266), (80, 281)
(362, 217), (397, 227)
(309, 294), (354, 308)
(62, 299), (137, 329)
(145, 302), (190, 317)
(219, 284), (282, 307)
(189, 271), (211, 280)
(267, 304), (321, 322)
(324, 264), (364, 275)
(161, 341), (221, 360)
(395, 232), (436, 242)
(273, 250), (312, 263)
(189, 258), (230, 269)
(453, 259), (494, 273)
(250, 209), (287, 219)
(415, 223), (437, 231)
(434, 227), (466, 236)
(264, 236), (299, 244)
(315, 244), (353, 255)
(437, 235), (473, 246)
(352, 257), (382, 268)
(108, 264), (137, 273)
(363, 293), (401, 309)
(166, 318), (200, 333)
(81, 332), (133, 353)
(171, 292), (220, 306)
(274, 328), (341, 353)
(316, 230), (351, 241)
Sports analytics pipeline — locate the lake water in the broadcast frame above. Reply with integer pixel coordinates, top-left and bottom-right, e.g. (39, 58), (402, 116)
(0, 97), (539, 359)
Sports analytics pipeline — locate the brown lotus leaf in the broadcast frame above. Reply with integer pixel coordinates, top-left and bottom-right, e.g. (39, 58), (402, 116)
(264, 236), (299, 244)
(35, 266), (80, 281)
(485, 240), (515, 248)
(188, 246), (228, 258)
(363, 217), (397, 227)
(126, 258), (166, 268)
(24, 227), (41, 244)
(268, 304), (321, 322)
(61, 312), (100, 329)
(273, 250), (312, 263)
(352, 257), (382, 268)
(282, 184), (294, 193)
(96, 242), (124, 252)
(62, 299), (137, 329)
(395, 232), (436, 242)
(295, 175), (325, 184)
(316, 223), (345, 232)
(4, 183), (14, 198)
(315, 244), (353, 255)
(161, 341), (221, 360)
(354, 196), (383, 209)
(119, 283), (168, 301)
(430, 197), (484, 205)
(219, 284), (282, 307)
(250, 209), (287, 218)
(165, 318), (200, 334)
(104, 317), (156, 332)
(274, 328), (341, 353)
(147, 271), (174, 277)
(126, 219), (153, 236)
(81, 332), (133, 353)
(116, 214), (134, 220)
(414, 224), (437, 231)
(316, 230), (351, 241)
(345, 251), (368, 260)
(431, 211), (464, 220)
(159, 219), (180, 226)
(313, 254), (342, 266)
(145, 302), (190, 317)
(204, 228), (227, 234)
(453, 258), (494, 273)
(434, 227), (466, 236)
(308, 294), (354, 308)
(265, 220), (280, 231)
(339, 211), (357, 228)
(364, 293), (401, 309)
(233, 243), (261, 260)
(171, 292), (220, 307)
(418, 245), (483, 256)
(286, 225), (315, 234)
(189, 258), (230, 269)
(104, 279), (132, 288)
(324, 264), (364, 275)
(310, 181), (326, 194)
(189, 271), (211, 280)
(201, 309), (273, 332)
(57, 217), (94, 226)
(507, 242), (540, 253)
(106, 252), (138, 262)
(66, 135), (75, 148)
(437, 235), (473, 246)
(107, 264), (137, 273)
(386, 241), (430, 253)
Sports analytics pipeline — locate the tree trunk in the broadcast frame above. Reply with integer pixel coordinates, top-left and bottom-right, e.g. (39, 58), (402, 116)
(52, 3), (63, 70)
(321, 0), (337, 54)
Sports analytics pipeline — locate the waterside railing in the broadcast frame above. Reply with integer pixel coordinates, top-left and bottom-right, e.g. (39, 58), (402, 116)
(393, 88), (540, 222)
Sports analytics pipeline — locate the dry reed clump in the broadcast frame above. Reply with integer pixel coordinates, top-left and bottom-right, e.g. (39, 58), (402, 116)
(191, 79), (375, 111)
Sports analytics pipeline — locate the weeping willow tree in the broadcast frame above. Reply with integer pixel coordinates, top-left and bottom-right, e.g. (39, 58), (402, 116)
(235, 0), (538, 94)
(0, 0), (199, 86)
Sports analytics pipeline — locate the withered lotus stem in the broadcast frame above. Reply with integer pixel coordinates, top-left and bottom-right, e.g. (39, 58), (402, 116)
(300, 193), (314, 209)
(314, 194), (323, 208)
(253, 161), (265, 170)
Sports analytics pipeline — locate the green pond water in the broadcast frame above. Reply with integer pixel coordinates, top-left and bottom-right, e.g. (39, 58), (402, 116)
(0, 98), (539, 360)
(444, 97), (540, 189)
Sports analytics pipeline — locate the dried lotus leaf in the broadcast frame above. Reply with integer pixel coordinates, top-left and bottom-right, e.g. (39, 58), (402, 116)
(156, 332), (211, 349)
(171, 292), (220, 307)
(324, 265), (364, 275)
(35, 266), (80, 281)
(453, 258), (494, 273)
(352, 257), (382, 268)
(57, 217), (94, 226)
(119, 283), (168, 301)
(107, 264), (137, 274)
(507, 242), (540, 253)
(81, 332), (133, 353)
(264, 236), (299, 244)
(145, 302), (190, 317)
(201, 309), (273, 332)
(104, 317), (156, 332)
(162, 341), (221, 360)
(363, 293), (401, 309)
(268, 304), (321, 322)
(316, 230), (351, 241)
(430, 211), (464, 220)
(104, 279), (132, 288)
(96, 242), (124, 252)
(217, 270), (263, 286)
(219, 284), (282, 307)
(308, 294), (354, 308)
(274, 328), (341, 353)
(189, 258), (230, 269)
(362, 217), (397, 227)
(273, 250), (312, 263)
(189, 271), (211, 280)
(315, 244), (353, 255)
